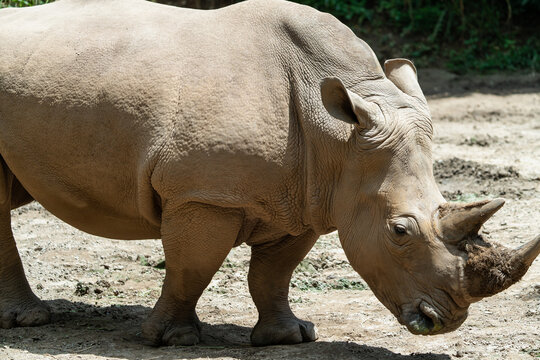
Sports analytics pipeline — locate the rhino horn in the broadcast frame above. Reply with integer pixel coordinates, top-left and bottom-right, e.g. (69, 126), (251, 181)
(464, 235), (540, 298)
(514, 234), (540, 266)
(384, 58), (426, 104)
(438, 199), (540, 298)
(438, 198), (505, 242)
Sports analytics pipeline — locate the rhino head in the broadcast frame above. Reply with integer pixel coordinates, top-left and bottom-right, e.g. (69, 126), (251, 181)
(319, 59), (540, 335)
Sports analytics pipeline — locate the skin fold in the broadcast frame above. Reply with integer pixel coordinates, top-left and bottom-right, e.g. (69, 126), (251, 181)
(0, 0), (538, 347)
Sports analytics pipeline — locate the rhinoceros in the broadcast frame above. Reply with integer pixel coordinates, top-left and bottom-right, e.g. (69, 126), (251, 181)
(0, 0), (538, 347)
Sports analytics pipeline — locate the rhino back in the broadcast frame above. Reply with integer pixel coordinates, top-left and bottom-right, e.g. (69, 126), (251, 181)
(0, 0), (386, 240)
(0, 0), (302, 238)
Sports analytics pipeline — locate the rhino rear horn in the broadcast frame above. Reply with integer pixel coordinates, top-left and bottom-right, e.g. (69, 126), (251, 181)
(384, 58), (427, 104)
(438, 198), (505, 242)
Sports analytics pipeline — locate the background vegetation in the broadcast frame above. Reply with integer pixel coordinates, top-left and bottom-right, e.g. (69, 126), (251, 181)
(297, 0), (539, 74)
(1, 0), (538, 73)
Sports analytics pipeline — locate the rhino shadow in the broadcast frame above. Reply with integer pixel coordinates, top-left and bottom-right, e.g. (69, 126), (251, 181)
(0, 299), (451, 360)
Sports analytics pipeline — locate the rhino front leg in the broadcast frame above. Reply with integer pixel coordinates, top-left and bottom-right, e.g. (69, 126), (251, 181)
(248, 230), (318, 346)
(141, 203), (242, 346)
(0, 168), (50, 328)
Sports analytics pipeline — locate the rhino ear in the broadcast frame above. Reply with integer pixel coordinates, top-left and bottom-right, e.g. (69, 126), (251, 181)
(384, 58), (426, 104)
(320, 77), (379, 129)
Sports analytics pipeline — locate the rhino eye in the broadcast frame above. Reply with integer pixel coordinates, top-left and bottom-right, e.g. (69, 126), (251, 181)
(394, 224), (407, 235)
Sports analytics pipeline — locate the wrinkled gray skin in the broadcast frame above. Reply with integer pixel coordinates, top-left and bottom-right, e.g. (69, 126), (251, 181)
(0, 0), (538, 347)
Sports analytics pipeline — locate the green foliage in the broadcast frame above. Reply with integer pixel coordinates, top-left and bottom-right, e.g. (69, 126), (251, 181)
(446, 37), (538, 73)
(291, 277), (366, 291)
(295, 0), (372, 22)
(294, 0), (539, 73)
(3, 0), (537, 73)
(0, 0), (52, 7)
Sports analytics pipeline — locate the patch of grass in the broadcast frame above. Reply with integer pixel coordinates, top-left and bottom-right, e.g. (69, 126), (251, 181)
(450, 192), (485, 203)
(521, 348), (540, 358)
(291, 277), (366, 291)
(137, 255), (150, 267)
(296, 259), (317, 274)
(88, 268), (105, 274)
(331, 278), (367, 290)
(136, 255), (165, 269)
(291, 279), (326, 291)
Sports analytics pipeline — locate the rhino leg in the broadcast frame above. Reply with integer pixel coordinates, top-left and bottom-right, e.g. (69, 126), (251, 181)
(248, 231), (318, 346)
(0, 163), (50, 329)
(141, 203), (242, 346)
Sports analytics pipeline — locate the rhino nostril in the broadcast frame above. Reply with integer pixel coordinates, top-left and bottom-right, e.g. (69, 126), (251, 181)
(419, 302), (443, 332)
(418, 306), (435, 331)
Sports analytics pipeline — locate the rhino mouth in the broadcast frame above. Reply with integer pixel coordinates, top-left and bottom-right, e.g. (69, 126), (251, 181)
(401, 300), (469, 335)
(402, 301), (444, 335)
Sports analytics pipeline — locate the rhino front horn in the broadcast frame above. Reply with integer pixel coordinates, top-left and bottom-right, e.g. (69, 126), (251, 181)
(465, 234), (540, 298)
(513, 234), (540, 267)
(438, 198), (505, 243)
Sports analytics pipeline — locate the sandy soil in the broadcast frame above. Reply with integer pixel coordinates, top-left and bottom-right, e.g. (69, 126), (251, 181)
(0, 71), (538, 360)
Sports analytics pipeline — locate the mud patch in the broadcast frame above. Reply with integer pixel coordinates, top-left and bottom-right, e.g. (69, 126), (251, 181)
(434, 157), (519, 181)
(434, 157), (538, 200)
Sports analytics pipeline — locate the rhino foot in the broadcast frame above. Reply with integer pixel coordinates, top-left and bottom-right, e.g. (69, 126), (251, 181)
(251, 317), (318, 346)
(141, 314), (201, 346)
(0, 298), (51, 329)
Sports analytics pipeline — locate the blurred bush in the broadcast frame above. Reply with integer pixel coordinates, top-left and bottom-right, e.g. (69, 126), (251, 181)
(296, 0), (538, 73)
(2, 0), (537, 73)
(0, 0), (51, 6)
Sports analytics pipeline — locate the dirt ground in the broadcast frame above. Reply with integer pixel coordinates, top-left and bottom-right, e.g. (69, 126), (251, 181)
(0, 71), (538, 360)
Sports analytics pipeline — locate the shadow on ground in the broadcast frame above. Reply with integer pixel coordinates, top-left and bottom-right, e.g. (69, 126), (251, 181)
(417, 69), (539, 98)
(0, 299), (451, 360)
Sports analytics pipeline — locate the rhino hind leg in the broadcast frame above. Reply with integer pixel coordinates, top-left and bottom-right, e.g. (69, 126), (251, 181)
(141, 202), (242, 346)
(0, 161), (50, 328)
(248, 231), (319, 346)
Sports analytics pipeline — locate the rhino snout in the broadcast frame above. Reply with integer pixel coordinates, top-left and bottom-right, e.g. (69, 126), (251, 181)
(400, 301), (466, 336)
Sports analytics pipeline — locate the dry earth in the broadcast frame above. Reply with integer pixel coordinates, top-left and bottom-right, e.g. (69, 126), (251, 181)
(0, 71), (538, 360)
